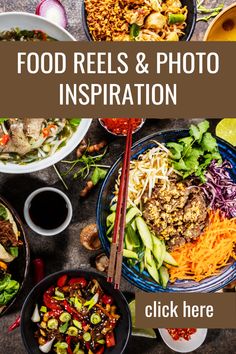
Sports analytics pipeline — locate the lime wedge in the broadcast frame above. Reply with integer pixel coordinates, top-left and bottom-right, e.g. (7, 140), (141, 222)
(129, 300), (157, 339)
(216, 118), (236, 146)
(129, 300), (136, 327)
(132, 327), (157, 338)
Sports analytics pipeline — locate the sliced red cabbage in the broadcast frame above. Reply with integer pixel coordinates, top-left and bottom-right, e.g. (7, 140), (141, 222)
(202, 160), (236, 218)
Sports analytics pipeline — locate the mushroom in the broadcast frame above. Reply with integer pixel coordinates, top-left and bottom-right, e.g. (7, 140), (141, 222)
(166, 32), (179, 41)
(145, 12), (167, 31)
(80, 224), (101, 251)
(95, 253), (109, 272)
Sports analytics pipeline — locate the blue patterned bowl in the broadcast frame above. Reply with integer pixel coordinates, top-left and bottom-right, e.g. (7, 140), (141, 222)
(97, 129), (236, 293)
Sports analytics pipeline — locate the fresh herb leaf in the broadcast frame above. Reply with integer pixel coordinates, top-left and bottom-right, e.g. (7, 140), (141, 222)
(91, 167), (107, 186)
(189, 124), (201, 141)
(69, 118), (81, 127)
(0, 118), (8, 123)
(198, 120), (210, 135)
(130, 24), (140, 40)
(59, 322), (69, 334)
(201, 132), (217, 152)
(168, 120), (221, 181)
(0, 204), (7, 220)
(9, 247), (18, 257)
(173, 159), (188, 171)
(0, 275), (19, 306)
(166, 142), (183, 160)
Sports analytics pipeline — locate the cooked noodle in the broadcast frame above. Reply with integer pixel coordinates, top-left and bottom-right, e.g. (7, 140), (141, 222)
(85, 0), (188, 41)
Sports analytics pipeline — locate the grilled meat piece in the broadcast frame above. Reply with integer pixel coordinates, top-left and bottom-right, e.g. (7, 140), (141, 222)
(0, 119), (31, 155)
(23, 118), (45, 139)
(142, 180), (208, 250)
(0, 220), (21, 248)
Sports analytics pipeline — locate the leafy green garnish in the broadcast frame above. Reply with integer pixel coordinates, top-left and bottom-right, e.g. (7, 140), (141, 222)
(59, 322), (69, 334)
(91, 167), (107, 186)
(0, 204), (8, 220)
(9, 247), (18, 258)
(167, 120), (221, 182)
(0, 118), (8, 123)
(0, 274), (20, 306)
(130, 24), (140, 40)
(69, 118), (81, 127)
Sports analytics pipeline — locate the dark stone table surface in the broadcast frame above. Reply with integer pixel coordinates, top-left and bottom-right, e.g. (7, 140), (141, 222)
(0, 0), (235, 353)
(0, 118), (235, 354)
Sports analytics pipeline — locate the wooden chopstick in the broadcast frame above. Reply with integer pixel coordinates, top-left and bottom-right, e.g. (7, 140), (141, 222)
(107, 119), (133, 287)
(114, 122), (133, 289)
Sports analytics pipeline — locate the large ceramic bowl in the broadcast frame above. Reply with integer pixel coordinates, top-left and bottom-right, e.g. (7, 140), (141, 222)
(0, 13), (92, 173)
(0, 118), (91, 173)
(204, 3), (236, 41)
(21, 269), (131, 354)
(0, 12), (76, 40)
(0, 196), (30, 316)
(82, 0), (197, 41)
(97, 129), (236, 293)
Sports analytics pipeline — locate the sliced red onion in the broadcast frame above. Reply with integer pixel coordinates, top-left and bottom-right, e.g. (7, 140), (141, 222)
(36, 0), (67, 29)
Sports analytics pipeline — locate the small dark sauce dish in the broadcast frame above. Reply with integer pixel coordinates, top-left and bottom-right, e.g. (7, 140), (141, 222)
(82, 0), (197, 42)
(21, 270), (131, 354)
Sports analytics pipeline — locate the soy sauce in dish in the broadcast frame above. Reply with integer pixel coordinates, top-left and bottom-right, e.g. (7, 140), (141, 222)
(29, 191), (68, 229)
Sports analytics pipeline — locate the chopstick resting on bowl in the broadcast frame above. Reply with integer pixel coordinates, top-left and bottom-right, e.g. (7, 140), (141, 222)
(107, 119), (133, 289)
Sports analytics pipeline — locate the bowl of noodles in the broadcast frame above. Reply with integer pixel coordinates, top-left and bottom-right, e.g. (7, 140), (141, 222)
(97, 121), (236, 292)
(0, 119), (92, 174)
(82, 0), (197, 42)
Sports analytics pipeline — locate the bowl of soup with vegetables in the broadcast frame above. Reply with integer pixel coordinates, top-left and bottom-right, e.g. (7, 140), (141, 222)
(204, 3), (236, 41)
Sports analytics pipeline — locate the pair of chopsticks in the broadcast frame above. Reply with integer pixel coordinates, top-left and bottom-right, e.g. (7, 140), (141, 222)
(107, 120), (133, 289)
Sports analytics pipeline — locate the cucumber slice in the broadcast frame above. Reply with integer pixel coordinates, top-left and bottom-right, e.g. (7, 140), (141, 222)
(163, 252), (178, 267)
(106, 223), (114, 236)
(125, 232), (134, 251)
(126, 224), (141, 248)
(146, 262), (160, 284)
(126, 207), (141, 224)
(123, 249), (139, 260)
(136, 216), (153, 250)
(110, 203), (117, 211)
(106, 212), (115, 226)
(152, 236), (166, 269)
(159, 266), (169, 289)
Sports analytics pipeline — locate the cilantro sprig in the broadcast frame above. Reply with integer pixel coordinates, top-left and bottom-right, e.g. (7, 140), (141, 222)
(167, 120), (222, 182)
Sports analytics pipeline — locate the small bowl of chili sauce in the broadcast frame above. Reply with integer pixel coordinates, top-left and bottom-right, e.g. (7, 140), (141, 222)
(99, 118), (145, 136)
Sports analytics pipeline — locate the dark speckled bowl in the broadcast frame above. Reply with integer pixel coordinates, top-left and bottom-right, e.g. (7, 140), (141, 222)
(97, 130), (236, 293)
(0, 196), (30, 316)
(21, 270), (131, 354)
(82, 0), (197, 41)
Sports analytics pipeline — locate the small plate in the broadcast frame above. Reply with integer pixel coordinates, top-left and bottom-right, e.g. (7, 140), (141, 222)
(159, 328), (207, 353)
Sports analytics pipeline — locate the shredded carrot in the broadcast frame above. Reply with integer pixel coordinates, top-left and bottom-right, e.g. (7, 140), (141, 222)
(169, 210), (236, 283)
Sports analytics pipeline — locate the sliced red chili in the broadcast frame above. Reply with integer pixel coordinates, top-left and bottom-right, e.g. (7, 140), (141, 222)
(43, 286), (61, 311)
(0, 134), (9, 146)
(65, 336), (73, 354)
(62, 300), (82, 321)
(106, 331), (116, 348)
(68, 277), (87, 287)
(167, 328), (197, 341)
(57, 274), (68, 288)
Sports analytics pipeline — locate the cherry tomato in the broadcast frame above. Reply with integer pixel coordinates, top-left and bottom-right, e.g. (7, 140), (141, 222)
(102, 294), (113, 305)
